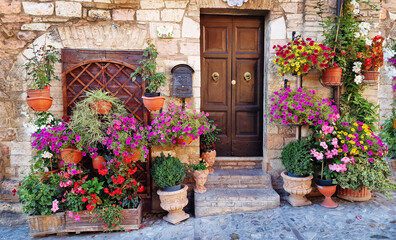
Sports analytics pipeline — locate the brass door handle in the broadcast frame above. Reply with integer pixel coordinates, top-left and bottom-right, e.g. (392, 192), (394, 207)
(212, 72), (219, 82)
(244, 72), (252, 82)
(231, 80), (236, 85)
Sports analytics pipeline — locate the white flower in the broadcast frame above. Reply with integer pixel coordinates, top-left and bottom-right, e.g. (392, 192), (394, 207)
(354, 75), (364, 84)
(352, 65), (361, 73)
(353, 8), (360, 15)
(42, 151), (53, 159)
(350, 0), (357, 5)
(365, 38), (372, 46)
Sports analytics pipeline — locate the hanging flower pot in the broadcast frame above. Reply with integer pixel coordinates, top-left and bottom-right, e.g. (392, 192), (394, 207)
(201, 150), (216, 173)
(142, 93), (165, 111)
(176, 136), (193, 146)
(27, 88), (51, 98)
(124, 148), (141, 163)
(322, 67), (342, 86)
(26, 88), (53, 112)
(337, 186), (371, 202)
(61, 147), (83, 164)
(362, 71), (380, 84)
(90, 100), (112, 115)
(92, 156), (105, 169)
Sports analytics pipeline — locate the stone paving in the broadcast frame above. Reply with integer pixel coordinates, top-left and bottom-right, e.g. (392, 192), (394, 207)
(1, 191), (395, 240)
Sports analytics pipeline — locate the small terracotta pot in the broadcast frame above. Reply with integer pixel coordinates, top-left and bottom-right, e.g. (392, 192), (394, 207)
(142, 96), (165, 111)
(41, 169), (59, 181)
(281, 171), (313, 207)
(201, 150), (216, 173)
(26, 96), (53, 112)
(92, 156), (105, 169)
(337, 186), (371, 202)
(90, 100), (112, 114)
(317, 184), (338, 208)
(193, 169), (209, 194)
(176, 136), (193, 146)
(322, 67), (342, 86)
(124, 148), (141, 163)
(61, 147), (83, 164)
(27, 88), (51, 98)
(362, 71), (380, 84)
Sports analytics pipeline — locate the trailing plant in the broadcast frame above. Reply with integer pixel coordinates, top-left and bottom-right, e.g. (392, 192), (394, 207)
(24, 45), (60, 89)
(281, 138), (314, 176)
(200, 120), (220, 153)
(151, 152), (186, 188)
(130, 40), (167, 93)
(186, 158), (209, 172)
(91, 203), (124, 231)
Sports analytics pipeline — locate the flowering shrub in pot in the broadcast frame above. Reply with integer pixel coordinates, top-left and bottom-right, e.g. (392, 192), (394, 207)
(200, 121), (220, 173)
(358, 35), (384, 83)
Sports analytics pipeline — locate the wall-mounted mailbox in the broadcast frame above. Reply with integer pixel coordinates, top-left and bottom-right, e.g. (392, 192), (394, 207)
(171, 64), (194, 98)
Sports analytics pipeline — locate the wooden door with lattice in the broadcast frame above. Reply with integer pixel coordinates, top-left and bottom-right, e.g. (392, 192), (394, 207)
(61, 49), (151, 199)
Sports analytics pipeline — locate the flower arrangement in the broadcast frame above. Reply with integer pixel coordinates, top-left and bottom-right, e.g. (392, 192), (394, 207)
(273, 38), (336, 76)
(358, 35), (384, 71)
(200, 121), (220, 153)
(186, 158), (209, 172)
(266, 87), (339, 126)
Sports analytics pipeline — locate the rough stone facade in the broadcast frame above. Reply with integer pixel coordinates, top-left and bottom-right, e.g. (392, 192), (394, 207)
(0, 0), (394, 189)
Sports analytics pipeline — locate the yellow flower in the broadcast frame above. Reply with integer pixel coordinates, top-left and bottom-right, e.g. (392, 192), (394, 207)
(351, 128), (355, 132)
(338, 149), (343, 153)
(353, 123), (358, 126)
(341, 140), (345, 143)
(360, 141), (363, 144)
(364, 146), (367, 150)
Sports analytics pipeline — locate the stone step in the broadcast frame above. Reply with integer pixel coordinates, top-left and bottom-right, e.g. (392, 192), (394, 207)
(194, 188), (280, 217)
(386, 158), (396, 181)
(0, 201), (23, 214)
(206, 169), (271, 189)
(213, 157), (262, 170)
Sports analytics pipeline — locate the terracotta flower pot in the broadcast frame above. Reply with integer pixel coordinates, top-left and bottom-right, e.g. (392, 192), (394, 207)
(92, 156), (105, 169)
(61, 147), (83, 164)
(26, 96), (53, 112)
(27, 88), (51, 98)
(201, 150), (216, 173)
(157, 185), (189, 224)
(124, 148), (141, 163)
(176, 136), (193, 146)
(337, 186), (371, 202)
(281, 171), (313, 207)
(90, 100), (112, 114)
(322, 67), (342, 86)
(142, 96), (165, 111)
(362, 71), (380, 84)
(317, 184), (338, 208)
(193, 169), (209, 194)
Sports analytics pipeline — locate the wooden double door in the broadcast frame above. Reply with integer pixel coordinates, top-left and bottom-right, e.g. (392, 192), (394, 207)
(201, 15), (264, 156)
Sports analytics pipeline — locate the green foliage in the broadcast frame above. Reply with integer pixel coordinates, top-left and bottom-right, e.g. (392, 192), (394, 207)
(187, 158), (209, 171)
(18, 172), (61, 215)
(92, 203), (124, 231)
(380, 104), (396, 158)
(151, 152), (186, 188)
(200, 120), (220, 152)
(281, 139), (314, 176)
(31, 150), (58, 171)
(85, 89), (122, 102)
(81, 177), (104, 196)
(130, 40), (167, 93)
(24, 45), (60, 89)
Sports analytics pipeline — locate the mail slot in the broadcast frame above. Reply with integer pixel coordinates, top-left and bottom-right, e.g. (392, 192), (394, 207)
(171, 64), (194, 98)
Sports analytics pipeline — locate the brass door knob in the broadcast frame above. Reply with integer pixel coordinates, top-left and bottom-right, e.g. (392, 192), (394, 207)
(231, 80), (236, 85)
(212, 72), (220, 82)
(244, 72), (252, 82)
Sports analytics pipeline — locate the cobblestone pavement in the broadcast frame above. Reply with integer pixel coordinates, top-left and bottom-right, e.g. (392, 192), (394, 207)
(1, 191), (395, 240)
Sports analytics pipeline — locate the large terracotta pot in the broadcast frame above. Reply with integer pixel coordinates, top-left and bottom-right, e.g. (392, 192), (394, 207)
(337, 186), (371, 202)
(124, 148), (141, 163)
(157, 185), (189, 224)
(362, 71), (380, 84)
(92, 156), (105, 169)
(322, 67), (342, 86)
(193, 169), (209, 194)
(26, 88), (53, 112)
(201, 150), (216, 173)
(61, 147), (83, 164)
(142, 96), (165, 111)
(90, 100), (112, 114)
(317, 184), (338, 208)
(176, 136), (193, 146)
(281, 171), (313, 207)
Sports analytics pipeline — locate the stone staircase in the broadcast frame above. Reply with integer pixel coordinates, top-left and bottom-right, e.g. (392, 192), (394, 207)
(195, 158), (280, 217)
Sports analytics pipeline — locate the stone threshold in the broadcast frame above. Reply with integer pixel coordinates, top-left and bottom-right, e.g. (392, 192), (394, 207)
(215, 157), (263, 161)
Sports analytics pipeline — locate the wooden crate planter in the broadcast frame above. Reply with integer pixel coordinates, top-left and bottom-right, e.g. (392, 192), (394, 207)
(65, 203), (142, 234)
(28, 212), (66, 237)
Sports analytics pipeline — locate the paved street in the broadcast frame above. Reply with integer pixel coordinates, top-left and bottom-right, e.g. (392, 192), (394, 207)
(1, 191), (395, 240)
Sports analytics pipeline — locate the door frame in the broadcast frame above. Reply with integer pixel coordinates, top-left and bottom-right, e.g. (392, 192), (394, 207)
(199, 10), (270, 161)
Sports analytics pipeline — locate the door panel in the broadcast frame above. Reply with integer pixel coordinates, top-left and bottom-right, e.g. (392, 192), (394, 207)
(201, 15), (263, 156)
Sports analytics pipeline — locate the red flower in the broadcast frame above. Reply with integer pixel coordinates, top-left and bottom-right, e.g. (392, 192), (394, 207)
(81, 197), (89, 202)
(86, 204), (94, 211)
(283, 61), (289, 65)
(297, 46), (302, 50)
(309, 41), (315, 46)
(12, 189), (16, 196)
(99, 168), (108, 176)
(132, 180), (137, 186)
(18, 183), (21, 186)
(331, 52), (336, 56)
(138, 185), (144, 192)
(104, 188), (109, 194)
(104, 225), (108, 228)
(302, 52), (308, 56)
(341, 50), (346, 55)
(128, 167), (137, 175)
(314, 49), (319, 54)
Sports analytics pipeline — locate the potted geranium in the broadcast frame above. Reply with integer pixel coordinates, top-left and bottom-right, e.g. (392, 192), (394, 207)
(131, 40), (167, 111)
(359, 35), (385, 84)
(151, 152), (189, 224)
(187, 158), (210, 194)
(200, 121), (220, 173)
(24, 45), (60, 112)
(280, 138), (314, 207)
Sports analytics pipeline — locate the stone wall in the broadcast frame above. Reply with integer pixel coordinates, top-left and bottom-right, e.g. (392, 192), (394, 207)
(0, 0), (391, 184)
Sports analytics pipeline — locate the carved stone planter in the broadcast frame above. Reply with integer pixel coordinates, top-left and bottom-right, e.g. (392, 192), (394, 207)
(193, 169), (209, 194)
(281, 171), (313, 207)
(157, 185), (189, 224)
(201, 150), (216, 173)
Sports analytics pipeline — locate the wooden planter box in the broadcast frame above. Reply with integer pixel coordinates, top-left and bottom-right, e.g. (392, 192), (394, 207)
(65, 203), (142, 234)
(28, 212), (66, 237)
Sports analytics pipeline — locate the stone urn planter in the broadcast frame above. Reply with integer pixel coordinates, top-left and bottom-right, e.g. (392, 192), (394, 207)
(281, 171), (313, 207)
(193, 169), (209, 193)
(157, 185), (189, 224)
(201, 150), (216, 173)
(337, 186), (371, 202)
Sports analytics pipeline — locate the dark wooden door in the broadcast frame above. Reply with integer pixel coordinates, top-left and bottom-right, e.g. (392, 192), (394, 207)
(201, 15), (263, 156)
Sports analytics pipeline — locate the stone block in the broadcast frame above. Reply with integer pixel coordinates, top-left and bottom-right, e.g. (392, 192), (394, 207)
(161, 9), (185, 22)
(94, 0), (111, 3)
(188, 55), (200, 71)
(0, 0), (21, 14)
(22, 2), (54, 16)
(0, 129), (16, 142)
(164, 0), (189, 8)
(155, 39), (179, 55)
(136, 10), (160, 21)
(266, 134), (284, 149)
(140, 0), (165, 9)
(55, 1), (82, 17)
(1, 15), (32, 23)
(88, 9), (111, 19)
(269, 17), (286, 40)
(182, 17), (199, 38)
(112, 9), (135, 21)
(21, 23), (51, 31)
(180, 42), (199, 55)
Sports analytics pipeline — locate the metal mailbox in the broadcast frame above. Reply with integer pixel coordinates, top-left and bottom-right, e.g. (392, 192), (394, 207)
(171, 64), (194, 98)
